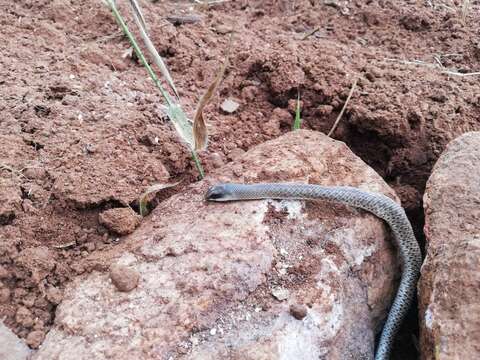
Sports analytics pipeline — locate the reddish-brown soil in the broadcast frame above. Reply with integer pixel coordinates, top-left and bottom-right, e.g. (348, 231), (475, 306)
(1, 0), (479, 357)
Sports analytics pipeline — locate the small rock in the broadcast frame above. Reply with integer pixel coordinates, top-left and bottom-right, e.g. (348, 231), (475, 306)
(271, 287), (289, 301)
(214, 25), (233, 34)
(209, 152), (224, 169)
(84, 143), (96, 154)
(109, 264), (140, 292)
(190, 336), (199, 346)
(26, 330), (45, 349)
(220, 98), (240, 114)
(323, 0), (340, 8)
(289, 304), (308, 320)
(98, 208), (141, 236)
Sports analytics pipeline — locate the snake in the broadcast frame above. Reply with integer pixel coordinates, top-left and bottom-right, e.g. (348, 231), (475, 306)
(205, 183), (422, 360)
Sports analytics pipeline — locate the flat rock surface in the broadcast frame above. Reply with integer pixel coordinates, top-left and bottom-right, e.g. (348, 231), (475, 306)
(0, 321), (31, 360)
(34, 130), (401, 359)
(420, 132), (480, 359)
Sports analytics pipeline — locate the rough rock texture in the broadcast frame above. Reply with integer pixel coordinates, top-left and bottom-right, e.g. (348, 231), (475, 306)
(0, 321), (31, 360)
(34, 130), (401, 359)
(2, 0), (480, 348)
(420, 132), (480, 359)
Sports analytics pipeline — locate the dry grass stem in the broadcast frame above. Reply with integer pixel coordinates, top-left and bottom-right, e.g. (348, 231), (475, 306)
(192, 33), (233, 151)
(384, 58), (480, 77)
(139, 182), (180, 216)
(128, 0), (180, 99)
(327, 77), (358, 137)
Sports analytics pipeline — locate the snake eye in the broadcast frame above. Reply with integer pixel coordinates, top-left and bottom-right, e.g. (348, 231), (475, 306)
(206, 186), (224, 201)
(207, 191), (222, 200)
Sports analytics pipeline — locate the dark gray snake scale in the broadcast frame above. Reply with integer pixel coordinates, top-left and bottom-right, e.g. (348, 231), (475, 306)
(206, 183), (422, 360)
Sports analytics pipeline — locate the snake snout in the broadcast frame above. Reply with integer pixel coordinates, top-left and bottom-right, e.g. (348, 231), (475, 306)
(205, 184), (230, 201)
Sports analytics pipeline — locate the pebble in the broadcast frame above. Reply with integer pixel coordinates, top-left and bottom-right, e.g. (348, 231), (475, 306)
(209, 152), (224, 168)
(271, 287), (289, 301)
(289, 304), (308, 320)
(109, 264), (140, 292)
(220, 98), (240, 114)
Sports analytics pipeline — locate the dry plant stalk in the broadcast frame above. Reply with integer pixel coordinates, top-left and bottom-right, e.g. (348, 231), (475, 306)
(461, 0), (471, 22)
(128, 0), (180, 99)
(193, 33), (233, 151)
(139, 182), (180, 216)
(327, 77), (358, 137)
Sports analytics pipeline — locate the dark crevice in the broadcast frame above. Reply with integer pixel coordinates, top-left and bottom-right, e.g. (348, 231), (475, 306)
(0, 211), (16, 226)
(23, 138), (45, 151)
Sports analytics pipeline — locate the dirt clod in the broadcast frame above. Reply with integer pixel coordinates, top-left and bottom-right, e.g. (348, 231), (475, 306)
(98, 208), (141, 236)
(15, 307), (34, 328)
(109, 264), (140, 293)
(26, 330), (46, 349)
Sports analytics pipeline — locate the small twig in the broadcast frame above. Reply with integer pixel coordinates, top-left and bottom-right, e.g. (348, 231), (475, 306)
(327, 77), (358, 137)
(384, 58), (480, 77)
(302, 27), (320, 40)
(442, 70), (480, 77)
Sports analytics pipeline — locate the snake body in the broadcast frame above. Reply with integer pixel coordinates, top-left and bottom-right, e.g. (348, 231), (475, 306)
(206, 183), (422, 360)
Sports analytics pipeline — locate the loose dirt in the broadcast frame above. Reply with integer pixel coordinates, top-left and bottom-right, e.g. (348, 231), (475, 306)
(1, 0), (479, 358)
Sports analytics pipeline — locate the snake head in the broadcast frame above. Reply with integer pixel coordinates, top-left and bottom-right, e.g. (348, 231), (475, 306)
(205, 184), (233, 201)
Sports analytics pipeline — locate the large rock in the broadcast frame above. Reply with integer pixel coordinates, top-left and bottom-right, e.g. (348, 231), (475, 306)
(0, 321), (31, 360)
(34, 130), (401, 359)
(420, 132), (480, 359)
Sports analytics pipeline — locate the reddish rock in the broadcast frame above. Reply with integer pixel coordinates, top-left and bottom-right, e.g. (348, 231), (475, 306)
(420, 132), (480, 360)
(98, 207), (141, 236)
(289, 304), (308, 320)
(34, 130), (400, 360)
(109, 264), (140, 292)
